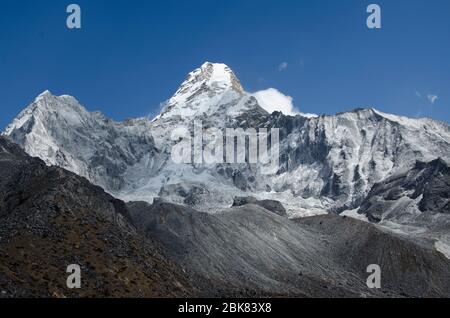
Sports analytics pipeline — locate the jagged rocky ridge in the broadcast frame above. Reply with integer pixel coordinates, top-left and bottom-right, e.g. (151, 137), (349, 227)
(4, 62), (450, 220)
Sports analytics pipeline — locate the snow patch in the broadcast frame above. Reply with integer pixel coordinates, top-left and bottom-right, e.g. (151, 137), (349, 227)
(341, 208), (369, 222)
(435, 240), (450, 260)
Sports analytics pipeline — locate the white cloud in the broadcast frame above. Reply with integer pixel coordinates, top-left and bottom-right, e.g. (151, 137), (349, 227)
(278, 62), (288, 71)
(252, 88), (299, 116)
(427, 94), (439, 104)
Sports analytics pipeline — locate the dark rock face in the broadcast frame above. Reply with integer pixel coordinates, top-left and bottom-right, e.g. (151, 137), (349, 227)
(359, 158), (450, 223)
(0, 137), (195, 298)
(127, 200), (450, 298)
(232, 196), (287, 216)
(416, 159), (450, 214)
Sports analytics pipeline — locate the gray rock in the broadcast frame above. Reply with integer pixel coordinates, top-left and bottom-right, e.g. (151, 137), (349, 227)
(359, 158), (450, 223)
(128, 199), (450, 297)
(232, 196), (287, 216)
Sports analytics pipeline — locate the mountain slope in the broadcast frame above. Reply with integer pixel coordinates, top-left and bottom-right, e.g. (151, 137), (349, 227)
(263, 108), (450, 213)
(359, 158), (450, 223)
(127, 199), (450, 297)
(0, 136), (195, 298)
(4, 90), (161, 199)
(355, 158), (450, 258)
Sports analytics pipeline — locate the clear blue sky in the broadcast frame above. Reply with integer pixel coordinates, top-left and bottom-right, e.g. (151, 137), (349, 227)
(1, 0), (449, 130)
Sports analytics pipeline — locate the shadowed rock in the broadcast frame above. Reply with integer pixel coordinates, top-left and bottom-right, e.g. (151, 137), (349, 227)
(359, 158), (450, 223)
(0, 137), (195, 298)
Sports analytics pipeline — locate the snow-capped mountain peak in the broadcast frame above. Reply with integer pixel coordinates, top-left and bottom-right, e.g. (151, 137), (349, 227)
(4, 91), (88, 136)
(177, 62), (244, 96)
(159, 62), (248, 119)
(37, 89), (52, 99)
